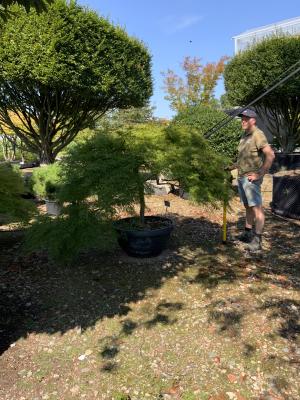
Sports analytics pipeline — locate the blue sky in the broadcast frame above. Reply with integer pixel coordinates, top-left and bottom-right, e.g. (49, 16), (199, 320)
(78, 0), (300, 119)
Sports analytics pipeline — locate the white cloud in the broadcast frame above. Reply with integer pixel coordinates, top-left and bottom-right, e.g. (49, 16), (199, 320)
(160, 14), (203, 34)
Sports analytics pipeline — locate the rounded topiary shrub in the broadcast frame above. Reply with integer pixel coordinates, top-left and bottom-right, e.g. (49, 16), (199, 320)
(172, 104), (241, 161)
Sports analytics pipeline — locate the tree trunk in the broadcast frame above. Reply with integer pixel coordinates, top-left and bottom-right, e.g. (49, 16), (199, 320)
(137, 174), (145, 226)
(1, 135), (16, 161)
(39, 144), (55, 164)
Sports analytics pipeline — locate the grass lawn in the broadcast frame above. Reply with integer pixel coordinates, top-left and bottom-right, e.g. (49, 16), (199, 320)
(0, 186), (299, 400)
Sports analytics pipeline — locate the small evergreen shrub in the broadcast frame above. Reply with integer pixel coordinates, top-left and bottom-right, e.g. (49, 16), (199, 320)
(31, 163), (62, 200)
(0, 163), (36, 224)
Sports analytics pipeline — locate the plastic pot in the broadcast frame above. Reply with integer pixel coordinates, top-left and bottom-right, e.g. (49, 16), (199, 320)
(45, 199), (61, 216)
(113, 216), (174, 258)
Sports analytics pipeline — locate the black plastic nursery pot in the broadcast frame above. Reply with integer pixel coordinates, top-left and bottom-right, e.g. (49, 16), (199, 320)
(270, 152), (300, 173)
(271, 175), (300, 220)
(113, 216), (174, 258)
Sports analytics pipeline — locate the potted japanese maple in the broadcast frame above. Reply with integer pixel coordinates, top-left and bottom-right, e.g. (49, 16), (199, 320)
(110, 122), (231, 257)
(24, 122), (231, 262)
(56, 124), (173, 257)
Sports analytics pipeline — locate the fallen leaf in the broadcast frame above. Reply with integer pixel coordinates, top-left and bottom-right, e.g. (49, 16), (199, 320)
(208, 324), (217, 333)
(209, 393), (228, 400)
(236, 394), (247, 400)
(227, 374), (238, 383)
(165, 383), (180, 395)
(226, 393), (236, 400)
(277, 275), (288, 282)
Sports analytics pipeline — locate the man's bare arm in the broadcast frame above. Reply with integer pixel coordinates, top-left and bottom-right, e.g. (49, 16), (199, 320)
(259, 145), (275, 176)
(247, 145), (275, 181)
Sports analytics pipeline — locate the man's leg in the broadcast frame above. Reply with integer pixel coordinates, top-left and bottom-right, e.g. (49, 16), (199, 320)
(240, 177), (264, 250)
(252, 205), (265, 234)
(237, 178), (255, 242)
(245, 205), (254, 229)
(246, 205), (264, 251)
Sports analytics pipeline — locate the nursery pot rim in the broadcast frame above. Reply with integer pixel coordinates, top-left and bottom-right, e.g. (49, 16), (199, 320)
(113, 215), (174, 234)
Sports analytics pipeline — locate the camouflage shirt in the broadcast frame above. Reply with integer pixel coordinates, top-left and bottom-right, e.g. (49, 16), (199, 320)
(237, 127), (268, 177)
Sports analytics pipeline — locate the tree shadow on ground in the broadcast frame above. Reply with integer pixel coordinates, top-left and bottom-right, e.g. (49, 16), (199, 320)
(0, 213), (230, 356)
(206, 297), (245, 337)
(234, 208), (300, 282)
(170, 206), (300, 350)
(1, 209), (299, 362)
(259, 298), (300, 341)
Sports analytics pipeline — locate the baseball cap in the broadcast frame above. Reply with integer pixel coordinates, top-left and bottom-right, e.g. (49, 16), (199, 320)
(237, 108), (257, 118)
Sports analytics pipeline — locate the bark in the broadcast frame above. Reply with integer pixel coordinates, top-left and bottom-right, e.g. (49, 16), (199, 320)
(0, 84), (112, 164)
(137, 172), (145, 225)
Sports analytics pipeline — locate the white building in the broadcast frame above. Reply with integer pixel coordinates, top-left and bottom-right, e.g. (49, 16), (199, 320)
(232, 17), (300, 148)
(233, 16), (300, 54)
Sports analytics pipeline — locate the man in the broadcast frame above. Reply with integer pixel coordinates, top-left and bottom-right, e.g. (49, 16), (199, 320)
(236, 109), (275, 251)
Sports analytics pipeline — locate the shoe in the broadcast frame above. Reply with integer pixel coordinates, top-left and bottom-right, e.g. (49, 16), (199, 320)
(236, 230), (253, 243)
(246, 235), (262, 252)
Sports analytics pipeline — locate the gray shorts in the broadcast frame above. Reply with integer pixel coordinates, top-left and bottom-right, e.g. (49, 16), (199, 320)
(238, 176), (263, 207)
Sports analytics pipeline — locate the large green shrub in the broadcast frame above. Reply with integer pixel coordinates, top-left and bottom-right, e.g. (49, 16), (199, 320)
(224, 36), (300, 152)
(173, 104), (241, 161)
(0, 0), (152, 163)
(0, 0), (53, 20)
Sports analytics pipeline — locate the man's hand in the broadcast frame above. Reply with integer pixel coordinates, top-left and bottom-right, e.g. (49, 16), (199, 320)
(224, 164), (237, 171)
(247, 172), (261, 182)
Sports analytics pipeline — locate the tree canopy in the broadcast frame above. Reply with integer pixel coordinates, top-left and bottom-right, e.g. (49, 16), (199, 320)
(0, 0), (53, 20)
(224, 36), (300, 152)
(162, 56), (229, 113)
(97, 102), (156, 130)
(0, 0), (152, 163)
